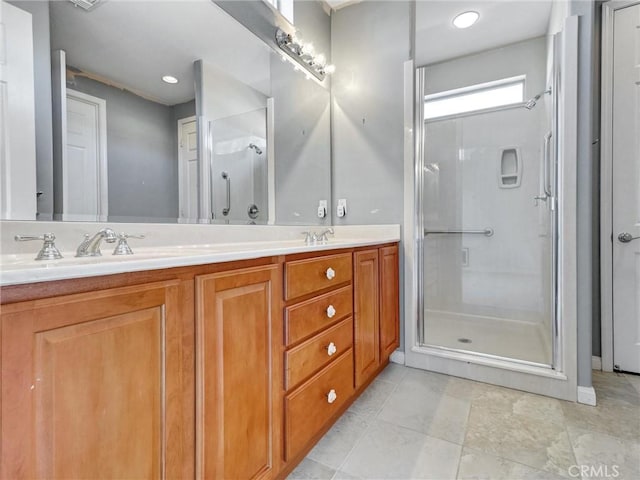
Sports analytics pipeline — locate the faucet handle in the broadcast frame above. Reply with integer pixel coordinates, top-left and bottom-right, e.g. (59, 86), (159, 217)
(14, 233), (63, 260)
(113, 233), (145, 255)
(301, 231), (312, 244)
(318, 228), (335, 243)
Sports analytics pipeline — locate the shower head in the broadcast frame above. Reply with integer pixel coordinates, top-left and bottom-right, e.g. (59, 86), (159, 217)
(524, 88), (552, 110)
(248, 143), (263, 155)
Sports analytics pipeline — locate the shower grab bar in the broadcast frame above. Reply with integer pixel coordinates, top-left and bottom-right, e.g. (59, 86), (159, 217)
(543, 131), (553, 197)
(424, 228), (494, 237)
(221, 171), (230, 216)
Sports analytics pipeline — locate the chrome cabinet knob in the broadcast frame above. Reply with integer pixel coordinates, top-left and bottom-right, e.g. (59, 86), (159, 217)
(327, 389), (337, 404)
(326, 342), (337, 356)
(326, 267), (336, 280)
(618, 232), (640, 243)
(326, 305), (336, 318)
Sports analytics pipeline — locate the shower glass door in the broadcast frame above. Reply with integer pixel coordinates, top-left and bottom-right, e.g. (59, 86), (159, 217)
(418, 40), (558, 367)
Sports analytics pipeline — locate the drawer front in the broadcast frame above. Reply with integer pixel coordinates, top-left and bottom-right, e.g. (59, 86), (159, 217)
(285, 285), (353, 345)
(285, 253), (352, 300)
(285, 317), (353, 391)
(285, 350), (354, 461)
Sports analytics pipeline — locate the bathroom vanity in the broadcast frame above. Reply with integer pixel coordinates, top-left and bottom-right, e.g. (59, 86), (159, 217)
(0, 230), (399, 479)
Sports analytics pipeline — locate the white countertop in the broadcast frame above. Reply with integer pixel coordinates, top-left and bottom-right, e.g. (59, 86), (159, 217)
(0, 223), (400, 286)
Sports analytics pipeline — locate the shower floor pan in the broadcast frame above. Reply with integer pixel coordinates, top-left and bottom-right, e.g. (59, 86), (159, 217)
(423, 310), (552, 366)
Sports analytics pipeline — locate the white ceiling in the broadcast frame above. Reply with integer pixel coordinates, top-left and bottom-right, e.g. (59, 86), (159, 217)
(415, 0), (552, 65)
(50, 0), (274, 105)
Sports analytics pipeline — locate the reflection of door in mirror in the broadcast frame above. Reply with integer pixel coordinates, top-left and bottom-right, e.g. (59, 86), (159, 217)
(64, 89), (108, 221)
(178, 116), (198, 222)
(0, 1), (37, 220)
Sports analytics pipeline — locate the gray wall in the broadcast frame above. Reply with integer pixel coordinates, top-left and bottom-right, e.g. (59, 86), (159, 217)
(70, 75), (182, 221)
(331, 1), (411, 350)
(9, 0), (54, 219)
(331, 1), (411, 225)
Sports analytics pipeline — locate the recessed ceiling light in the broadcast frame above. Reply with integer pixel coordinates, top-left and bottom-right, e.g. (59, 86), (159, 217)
(162, 75), (179, 84)
(453, 11), (479, 29)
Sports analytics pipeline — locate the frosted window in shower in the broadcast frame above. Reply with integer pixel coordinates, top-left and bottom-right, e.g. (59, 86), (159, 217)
(424, 77), (525, 120)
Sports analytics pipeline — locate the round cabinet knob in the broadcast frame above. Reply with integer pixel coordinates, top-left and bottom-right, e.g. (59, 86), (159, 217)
(327, 389), (337, 404)
(326, 305), (336, 318)
(327, 342), (337, 356)
(326, 267), (336, 280)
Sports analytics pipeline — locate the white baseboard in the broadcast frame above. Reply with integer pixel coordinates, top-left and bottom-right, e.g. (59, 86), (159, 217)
(592, 356), (602, 370)
(577, 385), (597, 406)
(390, 350), (405, 365)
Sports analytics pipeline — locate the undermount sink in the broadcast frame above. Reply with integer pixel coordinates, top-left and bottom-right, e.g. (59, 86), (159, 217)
(0, 246), (222, 268)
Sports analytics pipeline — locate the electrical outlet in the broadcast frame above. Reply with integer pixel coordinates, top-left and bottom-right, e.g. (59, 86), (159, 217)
(337, 198), (347, 218)
(317, 200), (327, 218)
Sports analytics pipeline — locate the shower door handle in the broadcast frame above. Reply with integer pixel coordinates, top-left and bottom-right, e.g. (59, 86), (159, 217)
(222, 171), (230, 216)
(543, 131), (553, 197)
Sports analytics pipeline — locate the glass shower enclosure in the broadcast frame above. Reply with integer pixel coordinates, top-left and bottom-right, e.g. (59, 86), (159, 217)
(417, 35), (560, 368)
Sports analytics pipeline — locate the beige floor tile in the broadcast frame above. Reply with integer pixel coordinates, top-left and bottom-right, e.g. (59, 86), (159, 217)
(624, 373), (640, 395)
(308, 411), (369, 469)
(341, 419), (462, 479)
(376, 363), (410, 385)
(400, 367), (476, 401)
(561, 398), (640, 442)
(331, 471), (361, 480)
(288, 458), (336, 480)
(347, 379), (396, 419)
(464, 406), (576, 478)
(567, 426), (640, 480)
(377, 378), (471, 444)
(592, 371), (640, 407)
(471, 384), (565, 424)
(457, 448), (567, 480)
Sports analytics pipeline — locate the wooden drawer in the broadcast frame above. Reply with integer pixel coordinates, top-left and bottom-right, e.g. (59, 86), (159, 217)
(285, 317), (353, 391)
(285, 253), (352, 300)
(285, 285), (353, 345)
(285, 349), (354, 461)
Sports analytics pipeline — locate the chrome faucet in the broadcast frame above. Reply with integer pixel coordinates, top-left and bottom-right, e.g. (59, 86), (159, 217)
(317, 228), (335, 243)
(75, 228), (118, 257)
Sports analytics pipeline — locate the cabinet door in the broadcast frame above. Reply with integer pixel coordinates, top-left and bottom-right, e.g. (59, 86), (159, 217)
(354, 249), (380, 387)
(196, 264), (282, 480)
(379, 245), (400, 360)
(0, 280), (190, 479)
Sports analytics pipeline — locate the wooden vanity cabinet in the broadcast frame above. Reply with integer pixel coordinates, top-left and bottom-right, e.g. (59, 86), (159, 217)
(354, 244), (400, 388)
(0, 280), (191, 479)
(0, 242), (400, 480)
(195, 264), (283, 480)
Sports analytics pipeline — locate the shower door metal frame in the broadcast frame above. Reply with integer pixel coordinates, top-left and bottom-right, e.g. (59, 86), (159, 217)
(414, 57), (561, 371)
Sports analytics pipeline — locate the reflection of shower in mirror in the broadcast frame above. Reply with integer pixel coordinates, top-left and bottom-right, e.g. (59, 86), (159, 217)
(248, 143), (263, 155)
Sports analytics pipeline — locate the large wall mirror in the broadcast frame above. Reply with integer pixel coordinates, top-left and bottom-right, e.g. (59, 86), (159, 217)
(1, 0), (331, 225)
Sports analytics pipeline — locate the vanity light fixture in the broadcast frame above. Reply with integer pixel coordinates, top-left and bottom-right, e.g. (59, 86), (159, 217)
(68, 0), (102, 11)
(162, 75), (179, 84)
(275, 28), (334, 81)
(453, 11), (479, 29)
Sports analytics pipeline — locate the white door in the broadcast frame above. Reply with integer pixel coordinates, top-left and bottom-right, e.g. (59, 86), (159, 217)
(178, 116), (198, 220)
(0, 1), (37, 219)
(65, 89), (107, 221)
(613, 3), (640, 373)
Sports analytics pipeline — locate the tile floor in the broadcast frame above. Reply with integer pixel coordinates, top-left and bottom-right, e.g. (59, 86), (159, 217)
(288, 365), (640, 480)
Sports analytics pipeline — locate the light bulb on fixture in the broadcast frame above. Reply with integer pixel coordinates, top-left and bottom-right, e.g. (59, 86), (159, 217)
(301, 42), (315, 57)
(324, 64), (336, 75)
(453, 11), (479, 29)
(315, 53), (327, 67)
